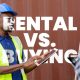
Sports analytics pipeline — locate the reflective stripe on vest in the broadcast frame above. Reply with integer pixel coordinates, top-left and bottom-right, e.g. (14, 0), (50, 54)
(0, 35), (27, 80)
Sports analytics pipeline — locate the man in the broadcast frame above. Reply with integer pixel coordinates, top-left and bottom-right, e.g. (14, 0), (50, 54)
(0, 3), (47, 80)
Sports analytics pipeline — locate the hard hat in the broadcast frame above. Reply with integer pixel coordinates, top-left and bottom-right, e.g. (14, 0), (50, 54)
(0, 3), (17, 16)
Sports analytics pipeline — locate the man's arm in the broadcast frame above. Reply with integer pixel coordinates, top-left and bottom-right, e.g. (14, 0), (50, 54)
(0, 63), (24, 74)
(0, 56), (42, 74)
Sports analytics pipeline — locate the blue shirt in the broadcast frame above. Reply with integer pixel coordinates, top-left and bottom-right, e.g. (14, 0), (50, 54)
(0, 34), (23, 80)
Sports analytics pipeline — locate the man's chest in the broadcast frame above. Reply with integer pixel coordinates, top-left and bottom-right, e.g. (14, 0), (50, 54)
(0, 38), (18, 64)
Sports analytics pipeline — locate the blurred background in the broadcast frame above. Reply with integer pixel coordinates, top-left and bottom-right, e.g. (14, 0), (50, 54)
(0, 0), (80, 80)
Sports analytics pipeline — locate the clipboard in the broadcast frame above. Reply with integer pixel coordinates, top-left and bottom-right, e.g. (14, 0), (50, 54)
(35, 48), (58, 66)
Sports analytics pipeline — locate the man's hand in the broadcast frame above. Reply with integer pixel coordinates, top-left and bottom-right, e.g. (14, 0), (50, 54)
(23, 56), (43, 73)
(24, 56), (43, 68)
(23, 53), (50, 73)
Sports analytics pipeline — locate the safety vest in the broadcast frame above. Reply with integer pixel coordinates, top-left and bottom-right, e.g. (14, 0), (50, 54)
(0, 35), (27, 80)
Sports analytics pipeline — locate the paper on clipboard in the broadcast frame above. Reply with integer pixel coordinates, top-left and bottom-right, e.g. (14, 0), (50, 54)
(35, 48), (58, 66)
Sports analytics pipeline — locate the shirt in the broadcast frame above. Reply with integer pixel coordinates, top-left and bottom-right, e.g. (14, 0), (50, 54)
(69, 51), (80, 80)
(0, 34), (23, 80)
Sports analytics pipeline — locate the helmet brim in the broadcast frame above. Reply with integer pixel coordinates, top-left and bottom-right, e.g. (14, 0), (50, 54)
(1, 11), (17, 16)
